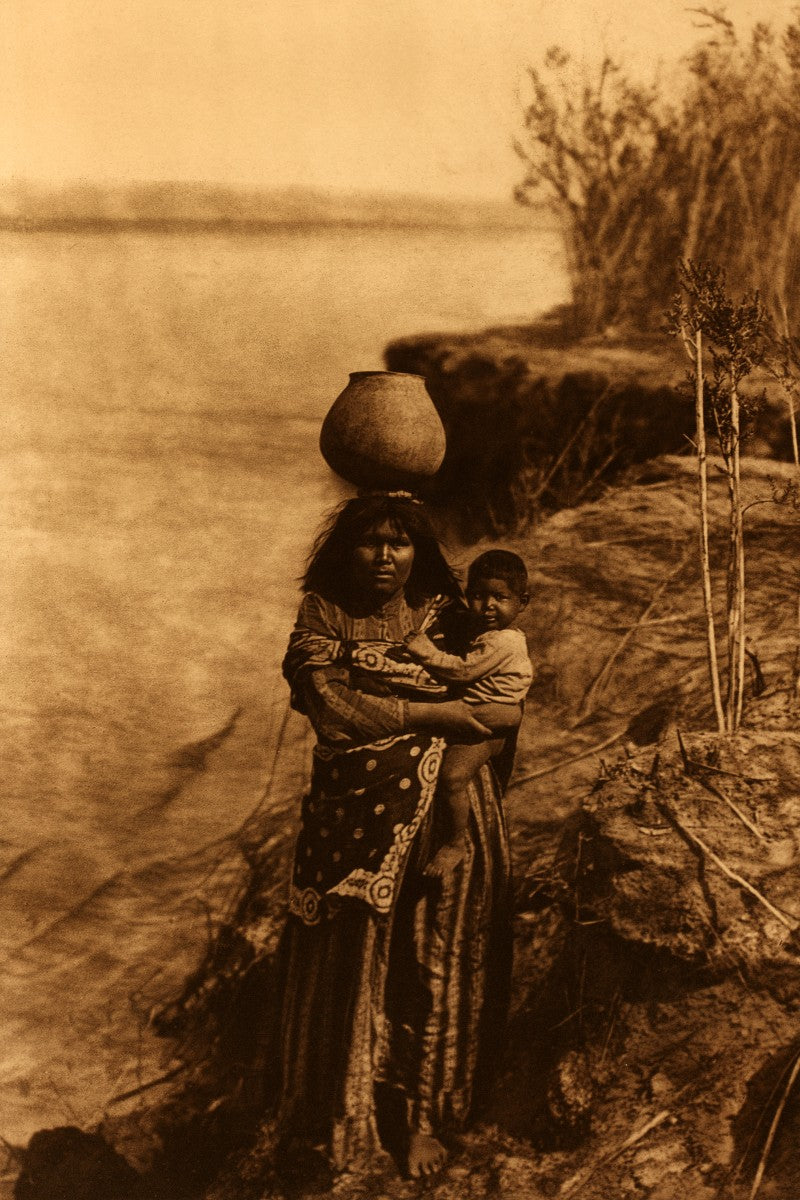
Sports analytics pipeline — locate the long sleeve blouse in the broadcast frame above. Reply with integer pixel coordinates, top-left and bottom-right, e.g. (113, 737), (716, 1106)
(282, 591), (438, 747)
(405, 627), (533, 704)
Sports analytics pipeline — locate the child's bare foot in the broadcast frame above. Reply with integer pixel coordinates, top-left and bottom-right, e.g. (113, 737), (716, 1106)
(407, 1131), (447, 1177)
(424, 839), (467, 879)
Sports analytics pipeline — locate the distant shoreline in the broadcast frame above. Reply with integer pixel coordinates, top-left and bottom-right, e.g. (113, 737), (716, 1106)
(0, 215), (554, 235)
(0, 181), (555, 235)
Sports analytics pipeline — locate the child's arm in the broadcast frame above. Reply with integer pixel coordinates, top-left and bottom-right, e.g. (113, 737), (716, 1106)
(404, 629), (508, 684)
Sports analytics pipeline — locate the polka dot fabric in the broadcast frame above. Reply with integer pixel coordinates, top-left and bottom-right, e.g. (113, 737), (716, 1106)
(289, 733), (444, 924)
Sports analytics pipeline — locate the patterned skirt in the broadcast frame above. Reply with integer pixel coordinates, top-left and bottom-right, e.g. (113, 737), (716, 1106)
(273, 743), (513, 1170)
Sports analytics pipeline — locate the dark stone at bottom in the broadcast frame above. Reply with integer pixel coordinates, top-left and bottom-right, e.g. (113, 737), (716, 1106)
(14, 1126), (141, 1200)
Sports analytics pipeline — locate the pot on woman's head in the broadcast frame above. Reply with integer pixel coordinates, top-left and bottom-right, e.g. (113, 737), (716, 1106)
(319, 371), (446, 492)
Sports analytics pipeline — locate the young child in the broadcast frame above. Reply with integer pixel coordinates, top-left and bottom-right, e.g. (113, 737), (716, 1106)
(404, 549), (533, 876)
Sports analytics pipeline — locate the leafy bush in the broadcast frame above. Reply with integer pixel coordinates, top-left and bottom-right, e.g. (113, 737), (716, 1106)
(515, 10), (800, 335)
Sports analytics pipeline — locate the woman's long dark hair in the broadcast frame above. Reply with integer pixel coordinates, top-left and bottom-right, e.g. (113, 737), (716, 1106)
(302, 495), (461, 608)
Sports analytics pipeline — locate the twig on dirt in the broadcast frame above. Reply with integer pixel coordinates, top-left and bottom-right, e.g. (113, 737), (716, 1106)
(43, 1073), (81, 1123)
(749, 1049), (800, 1200)
(676, 729), (776, 791)
(659, 801), (798, 930)
(11, 872), (126, 957)
(685, 760), (774, 785)
(580, 535), (674, 547)
(549, 1004), (591, 1033)
(579, 548), (691, 717)
(694, 776), (768, 844)
(106, 1063), (189, 1107)
(0, 844), (48, 887)
(598, 990), (621, 1067)
(560, 1109), (671, 1196)
(676, 731), (767, 842)
(510, 729), (626, 789)
(572, 446), (623, 505)
(605, 615), (687, 631)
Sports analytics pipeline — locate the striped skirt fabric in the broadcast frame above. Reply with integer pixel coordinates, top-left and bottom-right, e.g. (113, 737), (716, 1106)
(272, 760), (513, 1170)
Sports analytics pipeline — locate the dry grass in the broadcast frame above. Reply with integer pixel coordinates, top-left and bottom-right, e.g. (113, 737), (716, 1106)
(516, 12), (800, 333)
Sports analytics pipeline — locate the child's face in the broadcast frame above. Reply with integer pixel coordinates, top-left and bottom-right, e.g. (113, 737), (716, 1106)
(466, 575), (528, 632)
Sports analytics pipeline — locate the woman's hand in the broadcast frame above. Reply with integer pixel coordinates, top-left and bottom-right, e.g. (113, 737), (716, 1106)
(408, 700), (492, 739)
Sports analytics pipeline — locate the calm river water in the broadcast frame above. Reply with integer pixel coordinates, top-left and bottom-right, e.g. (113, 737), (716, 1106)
(0, 221), (567, 1142)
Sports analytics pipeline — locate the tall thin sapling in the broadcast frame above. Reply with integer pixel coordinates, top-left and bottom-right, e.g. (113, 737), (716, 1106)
(668, 261), (767, 733)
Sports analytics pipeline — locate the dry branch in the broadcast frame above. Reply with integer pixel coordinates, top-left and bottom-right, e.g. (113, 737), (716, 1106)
(749, 1049), (800, 1200)
(107, 1063), (188, 1107)
(578, 547), (691, 718)
(510, 729), (626, 789)
(560, 1109), (671, 1196)
(691, 774), (768, 844)
(659, 801), (798, 931)
(532, 388), (611, 505)
(675, 732), (775, 783)
(693, 329), (726, 733)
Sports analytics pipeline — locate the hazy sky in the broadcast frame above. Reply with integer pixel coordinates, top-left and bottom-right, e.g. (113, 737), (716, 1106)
(1, 0), (793, 199)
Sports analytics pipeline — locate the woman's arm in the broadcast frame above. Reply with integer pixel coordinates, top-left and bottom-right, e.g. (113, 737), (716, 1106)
(407, 700), (492, 738)
(283, 594), (410, 745)
(299, 675), (491, 745)
(300, 667), (408, 745)
(283, 594), (491, 744)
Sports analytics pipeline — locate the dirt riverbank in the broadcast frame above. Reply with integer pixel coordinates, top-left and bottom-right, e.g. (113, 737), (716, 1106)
(12, 453), (799, 1200)
(385, 315), (798, 538)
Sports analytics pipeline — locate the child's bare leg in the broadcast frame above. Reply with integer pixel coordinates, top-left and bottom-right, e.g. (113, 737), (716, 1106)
(426, 740), (495, 878)
(467, 700), (523, 732)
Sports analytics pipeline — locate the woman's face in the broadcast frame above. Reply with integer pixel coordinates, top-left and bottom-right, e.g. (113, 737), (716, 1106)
(351, 519), (415, 600)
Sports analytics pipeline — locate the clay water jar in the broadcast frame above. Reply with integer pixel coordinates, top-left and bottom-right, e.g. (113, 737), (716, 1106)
(319, 371), (446, 491)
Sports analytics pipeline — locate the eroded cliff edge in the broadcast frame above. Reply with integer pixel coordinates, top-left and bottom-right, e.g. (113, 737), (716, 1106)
(384, 315), (797, 538)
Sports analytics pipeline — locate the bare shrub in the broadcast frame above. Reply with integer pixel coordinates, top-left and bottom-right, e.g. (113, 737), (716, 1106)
(668, 261), (768, 732)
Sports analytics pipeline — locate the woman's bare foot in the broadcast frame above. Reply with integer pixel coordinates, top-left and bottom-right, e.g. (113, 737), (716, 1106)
(424, 839), (467, 878)
(407, 1131), (447, 1177)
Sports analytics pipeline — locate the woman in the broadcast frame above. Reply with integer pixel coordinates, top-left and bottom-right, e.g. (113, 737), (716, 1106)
(276, 492), (514, 1178)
